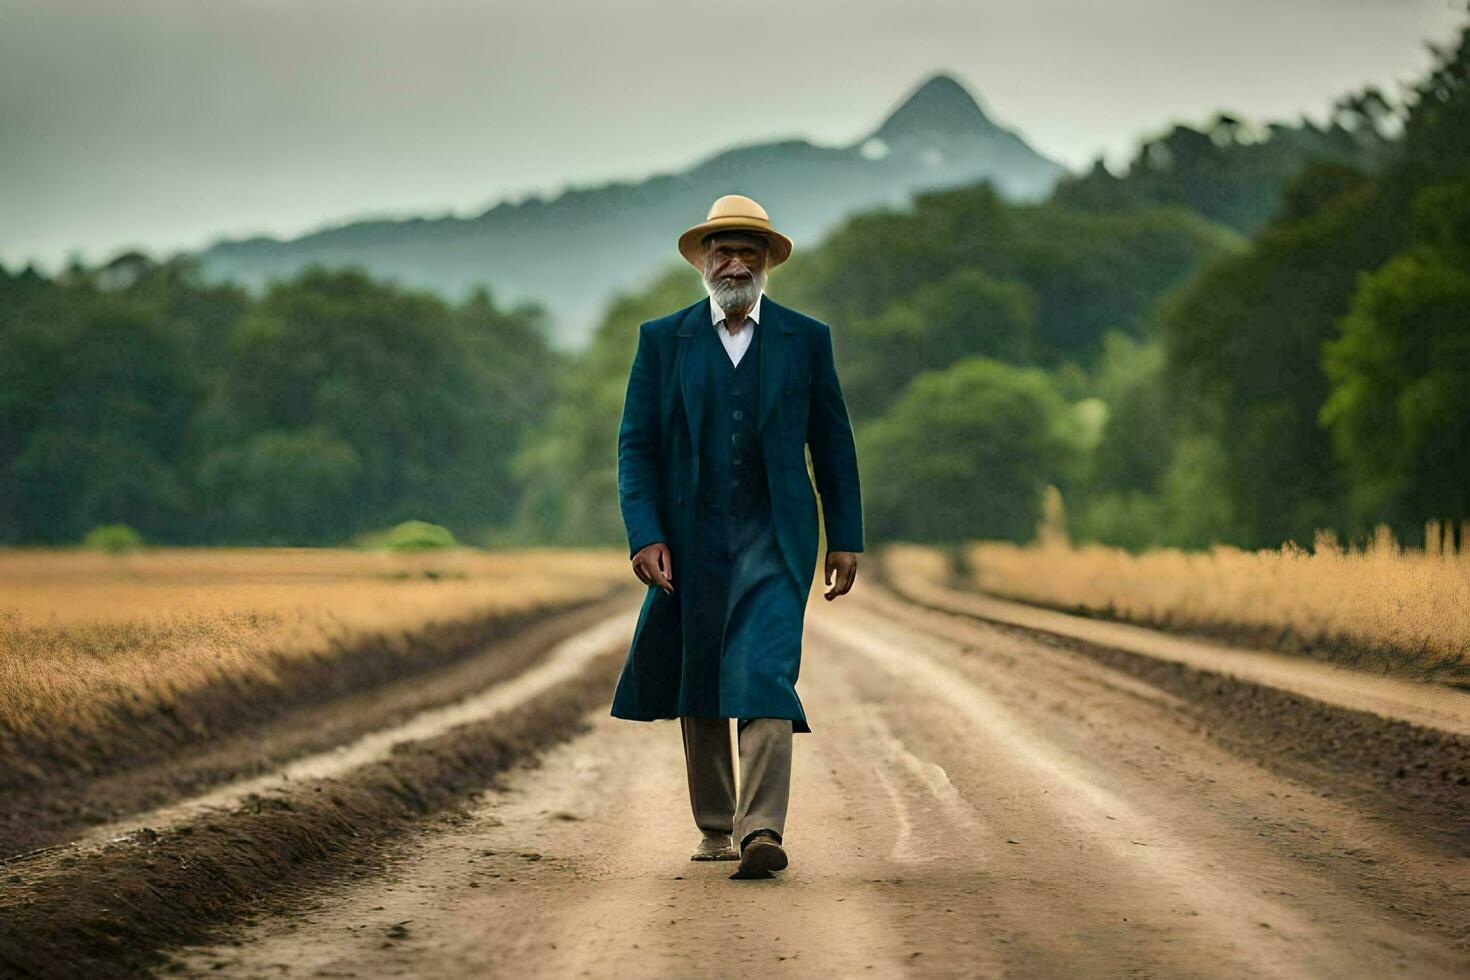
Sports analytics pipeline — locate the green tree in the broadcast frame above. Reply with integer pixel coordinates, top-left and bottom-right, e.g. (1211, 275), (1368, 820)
(1159, 163), (1389, 547)
(1321, 181), (1470, 527)
(1160, 23), (1470, 547)
(1051, 94), (1397, 235)
(783, 181), (1238, 372)
(857, 357), (1080, 542)
(1080, 332), (1172, 496)
(0, 294), (197, 543)
(194, 266), (555, 542)
(838, 268), (1035, 421)
(195, 427), (362, 543)
(1069, 332), (1175, 549)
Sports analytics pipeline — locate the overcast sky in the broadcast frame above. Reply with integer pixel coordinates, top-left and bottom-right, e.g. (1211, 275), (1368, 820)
(2, 0), (1464, 271)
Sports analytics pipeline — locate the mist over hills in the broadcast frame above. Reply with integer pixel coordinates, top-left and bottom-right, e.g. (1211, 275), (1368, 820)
(194, 73), (1067, 349)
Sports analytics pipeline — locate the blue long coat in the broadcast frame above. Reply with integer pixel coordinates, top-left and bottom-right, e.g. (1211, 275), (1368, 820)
(610, 294), (864, 731)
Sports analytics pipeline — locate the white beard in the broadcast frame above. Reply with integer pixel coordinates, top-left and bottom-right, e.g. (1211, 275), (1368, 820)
(705, 268), (766, 312)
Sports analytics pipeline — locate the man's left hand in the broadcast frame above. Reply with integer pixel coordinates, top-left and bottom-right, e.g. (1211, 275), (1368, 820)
(823, 550), (859, 600)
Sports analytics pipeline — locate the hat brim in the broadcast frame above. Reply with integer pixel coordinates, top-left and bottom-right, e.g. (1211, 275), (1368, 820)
(678, 217), (793, 269)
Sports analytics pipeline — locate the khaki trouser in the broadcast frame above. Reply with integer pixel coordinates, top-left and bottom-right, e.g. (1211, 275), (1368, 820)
(680, 716), (793, 849)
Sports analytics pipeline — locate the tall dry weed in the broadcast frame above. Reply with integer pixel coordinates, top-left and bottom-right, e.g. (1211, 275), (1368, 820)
(955, 523), (1469, 679)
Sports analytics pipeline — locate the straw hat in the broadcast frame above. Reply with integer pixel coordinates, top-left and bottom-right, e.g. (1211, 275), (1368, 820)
(678, 194), (793, 269)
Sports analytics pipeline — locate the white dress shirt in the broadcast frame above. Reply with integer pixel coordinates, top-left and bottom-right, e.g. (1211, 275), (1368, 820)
(708, 289), (762, 367)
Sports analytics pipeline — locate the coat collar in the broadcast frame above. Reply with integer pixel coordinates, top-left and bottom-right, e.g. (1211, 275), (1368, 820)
(675, 293), (794, 337)
(675, 294), (795, 468)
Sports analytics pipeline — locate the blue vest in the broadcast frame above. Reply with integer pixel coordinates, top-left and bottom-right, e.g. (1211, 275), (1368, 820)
(697, 317), (768, 518)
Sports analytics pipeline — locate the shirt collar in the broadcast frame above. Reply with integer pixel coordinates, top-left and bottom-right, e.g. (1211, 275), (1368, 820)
(708, 289), (762, 328)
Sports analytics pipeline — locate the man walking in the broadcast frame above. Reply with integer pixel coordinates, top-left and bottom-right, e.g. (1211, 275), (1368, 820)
(611, 194), (864, 880)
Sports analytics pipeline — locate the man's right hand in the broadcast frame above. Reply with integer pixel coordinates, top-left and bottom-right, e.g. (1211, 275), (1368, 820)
(632, 542), (674, 595)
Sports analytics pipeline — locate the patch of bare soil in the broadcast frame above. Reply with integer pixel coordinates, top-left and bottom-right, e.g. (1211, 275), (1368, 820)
(860, 585), (1470, 859)
(0, 644), (628, 980)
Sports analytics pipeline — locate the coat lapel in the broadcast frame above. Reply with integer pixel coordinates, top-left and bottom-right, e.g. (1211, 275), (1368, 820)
(676, 293), (797, 459)
(675, 298), (712, 463)
(757, 296), (797, 434)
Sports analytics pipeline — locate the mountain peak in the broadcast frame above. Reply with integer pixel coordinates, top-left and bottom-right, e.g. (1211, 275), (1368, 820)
(199, 67), (1064, 349)
(869, 73), (994, 144)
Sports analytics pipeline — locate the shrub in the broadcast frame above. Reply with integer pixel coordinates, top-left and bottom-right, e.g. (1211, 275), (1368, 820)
(82, 524), (144, 553)
(362, 520), (458, 552)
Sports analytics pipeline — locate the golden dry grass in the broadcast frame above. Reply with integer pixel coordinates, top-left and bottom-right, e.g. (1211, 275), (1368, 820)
(0, 547), (627, 739)
(952, 524), (1470, 679)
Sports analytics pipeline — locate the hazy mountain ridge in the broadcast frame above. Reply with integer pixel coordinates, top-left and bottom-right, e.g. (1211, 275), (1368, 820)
(196, 73), (1067, 349)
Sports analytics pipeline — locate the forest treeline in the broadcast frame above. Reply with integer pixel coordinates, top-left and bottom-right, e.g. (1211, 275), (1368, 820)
(0, 264), (559, 544)
(1, 25), (1465, 550)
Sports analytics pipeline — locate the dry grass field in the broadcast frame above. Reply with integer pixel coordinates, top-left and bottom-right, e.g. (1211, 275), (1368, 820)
(0, 547), (628, 795)
(0, 546), (625, 737)
(950, 523), (1470, 683)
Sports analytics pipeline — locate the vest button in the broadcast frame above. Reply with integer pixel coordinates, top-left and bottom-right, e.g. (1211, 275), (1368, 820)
(732, 409), (743, 420)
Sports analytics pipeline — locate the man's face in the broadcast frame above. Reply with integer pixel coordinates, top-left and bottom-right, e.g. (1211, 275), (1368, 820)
(702, 232), (769, 312)
(704, 232), (769, 285)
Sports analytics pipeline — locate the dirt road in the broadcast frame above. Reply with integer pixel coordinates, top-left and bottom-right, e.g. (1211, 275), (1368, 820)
(165, 580), (1468, 978)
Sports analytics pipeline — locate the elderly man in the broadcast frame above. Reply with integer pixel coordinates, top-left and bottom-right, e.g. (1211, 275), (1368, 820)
(610, 194), (863, 880)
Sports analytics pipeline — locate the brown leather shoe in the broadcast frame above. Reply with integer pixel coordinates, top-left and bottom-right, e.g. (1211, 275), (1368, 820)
(730, 829), (787, 879)
(691, 832), (739, 861)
